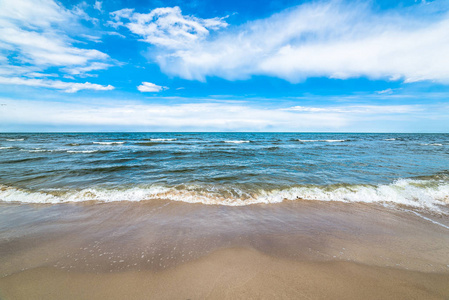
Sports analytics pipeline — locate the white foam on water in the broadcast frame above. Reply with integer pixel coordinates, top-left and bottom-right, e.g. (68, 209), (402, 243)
(297, 139), (346, 143)
(224, 140), (250, 144)
(5, 139), (24, 141)
(1, 178), (448, 214)
(67, 150), (98, 153)
(0, 146), (13, 150)
(19, 148), (53, 153)
(93, 142), (125, 145)
(384, 138), (396, 141)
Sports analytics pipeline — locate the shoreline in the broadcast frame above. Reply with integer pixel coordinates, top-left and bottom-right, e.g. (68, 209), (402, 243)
(1, 200), (449, 298)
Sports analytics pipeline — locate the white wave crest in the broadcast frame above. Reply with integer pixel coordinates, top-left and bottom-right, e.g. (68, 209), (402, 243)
(297, 139), (345, 143)
(384, 138), (396, 141)
(93, 142), (125, 145)
(6, 139), (24, 141)
(67, 150), (98, 153)
(0, 178), (448, 213)
(0, 146), (13, 149)
(224, 140), (250, 144)
(297, 139), (319, 142)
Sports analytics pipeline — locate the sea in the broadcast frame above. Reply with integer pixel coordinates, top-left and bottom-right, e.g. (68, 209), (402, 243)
(0, 132), (448, 214)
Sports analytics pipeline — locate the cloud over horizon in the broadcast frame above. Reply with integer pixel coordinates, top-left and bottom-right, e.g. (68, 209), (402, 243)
(1, 97), (447, 132)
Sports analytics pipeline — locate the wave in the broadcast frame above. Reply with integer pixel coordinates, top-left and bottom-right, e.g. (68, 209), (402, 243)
(92, 142), (125, 145)
(5, 138), (24, 141)
(67, 150), (99, 154)
(384, 138), (396, 141)
(0, 146), (13, 150)
(224, 140), (250, 144)
(22, 149), (52, 153)
(149, 138), (177, 142)
(1, 177), (448, 213)
(421, 143), (444, 146)
(298, 139), (346, 143)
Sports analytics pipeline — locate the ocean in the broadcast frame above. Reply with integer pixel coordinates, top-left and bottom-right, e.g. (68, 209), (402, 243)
(1, 133), (449, 298)
(0, 132), (448, 213)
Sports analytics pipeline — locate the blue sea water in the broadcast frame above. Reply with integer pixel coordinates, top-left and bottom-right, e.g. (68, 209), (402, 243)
(0, 133), (448, 212)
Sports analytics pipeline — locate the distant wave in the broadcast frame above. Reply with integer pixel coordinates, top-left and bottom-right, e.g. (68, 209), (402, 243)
(93, 142), (125, 145)
(224, 140), (250, 144)
(297, 139), (345, 143)
(421, 143), (444, 146)
(66, 143), (80, 146)
(23, 149), (53, 153)
(384, 138), (396, 141)
(6, 139), (24, 141)
(1, 176), (448, 214)
(67, 150), (99, 153)
(149, 138), (177, 142)
(0, 146), (13, 150)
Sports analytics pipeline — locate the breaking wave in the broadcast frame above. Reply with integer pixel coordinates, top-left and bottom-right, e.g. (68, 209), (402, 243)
(1, 176), (448, 213)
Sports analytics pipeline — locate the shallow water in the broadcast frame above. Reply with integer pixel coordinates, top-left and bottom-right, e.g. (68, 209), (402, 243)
(0, 133), (448, 212)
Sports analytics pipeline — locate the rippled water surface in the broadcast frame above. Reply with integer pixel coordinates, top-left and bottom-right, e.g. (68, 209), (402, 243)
(0, 133), (448, 211)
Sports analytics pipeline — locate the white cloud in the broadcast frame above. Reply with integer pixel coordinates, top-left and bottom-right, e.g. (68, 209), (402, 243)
(0, 76), (114, 93)
(121, 1), (449, 84)
(0, 99), (347, 131)
(2, 98), (446, 132)
(0, 0), (113, 91)
(94, 1), (103, 12)
(376, 88), (394, 95)
(137, 82), (168, 92)
(283, 105), (421, 114)
(110, 6), (227, 49)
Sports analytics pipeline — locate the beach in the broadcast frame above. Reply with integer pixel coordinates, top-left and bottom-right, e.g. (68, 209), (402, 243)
(1, 132), (449, 298)
(1, 200), (449, 299)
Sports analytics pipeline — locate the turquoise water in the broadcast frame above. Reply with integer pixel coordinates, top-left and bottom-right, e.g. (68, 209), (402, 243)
(0, 133), (448, 212)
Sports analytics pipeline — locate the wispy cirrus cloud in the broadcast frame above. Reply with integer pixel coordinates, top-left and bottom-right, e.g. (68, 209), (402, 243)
(116, 1), (449, 84)
(1, 97), (447, 132)
(283, 105), (422, 114)
(0, 76), (114, 93)
(109, 6), (228, 49)
(0, 0), (114, 91)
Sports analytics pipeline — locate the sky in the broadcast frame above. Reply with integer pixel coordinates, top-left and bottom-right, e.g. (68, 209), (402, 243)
(0, 0), (449, 132)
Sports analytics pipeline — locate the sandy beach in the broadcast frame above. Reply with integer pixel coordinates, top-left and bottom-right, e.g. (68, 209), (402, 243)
(1, 200), (448, 299)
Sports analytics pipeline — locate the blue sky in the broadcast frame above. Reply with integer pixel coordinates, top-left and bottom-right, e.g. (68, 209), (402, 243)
(0, 0), (449, 132)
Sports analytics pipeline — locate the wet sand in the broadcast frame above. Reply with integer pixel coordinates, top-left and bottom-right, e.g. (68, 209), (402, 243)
(1, 200), (449, 299)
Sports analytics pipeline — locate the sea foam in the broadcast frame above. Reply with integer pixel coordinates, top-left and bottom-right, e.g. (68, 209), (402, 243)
(1, 177), (448, 213)
(93, 142), (125, 145)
